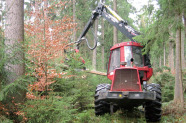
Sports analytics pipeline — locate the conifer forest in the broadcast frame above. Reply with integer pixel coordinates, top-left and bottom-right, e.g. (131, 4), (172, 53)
(0, 0), (185, 122)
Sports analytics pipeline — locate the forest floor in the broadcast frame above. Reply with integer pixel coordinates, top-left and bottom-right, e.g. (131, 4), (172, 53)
(0, 104), (185, 123)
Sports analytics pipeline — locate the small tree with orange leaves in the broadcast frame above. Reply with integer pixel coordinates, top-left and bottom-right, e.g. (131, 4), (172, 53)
(25, 0), (76, 99)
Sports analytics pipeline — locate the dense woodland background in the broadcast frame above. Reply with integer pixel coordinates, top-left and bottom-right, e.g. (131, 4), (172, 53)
(0, 0), (185, 122)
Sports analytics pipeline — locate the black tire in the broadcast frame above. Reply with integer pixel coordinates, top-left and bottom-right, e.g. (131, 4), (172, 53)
(94, 84), (111, 116)
(144, 83), (162, 122)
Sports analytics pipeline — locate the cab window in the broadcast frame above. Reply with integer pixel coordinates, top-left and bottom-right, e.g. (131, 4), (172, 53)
(109, 48), (120, 73)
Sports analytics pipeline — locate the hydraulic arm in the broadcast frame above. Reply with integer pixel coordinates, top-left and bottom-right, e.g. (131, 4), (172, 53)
(76, 2), (140, 49)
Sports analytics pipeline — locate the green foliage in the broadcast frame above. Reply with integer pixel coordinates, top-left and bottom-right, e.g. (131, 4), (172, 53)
(161, 113), (186, 123)
(0, 115), (13, 123)
(65, 51), (85, 73)
(135, 0), (185, 64)
(154, 66), (171, 73)
(0, 78), (26, 102)
(75, 109), (146, 123)
(22, 96), (76, 123)
(22, 51), (110, 122)
(0, 28), (6, 87)
(151, 67), (175, 102)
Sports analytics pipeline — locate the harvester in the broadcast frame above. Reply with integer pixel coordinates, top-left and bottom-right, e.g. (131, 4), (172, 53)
(75, 1), (162, 122)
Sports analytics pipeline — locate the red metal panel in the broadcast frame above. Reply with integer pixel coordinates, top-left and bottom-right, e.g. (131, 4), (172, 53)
(111, 68), (142, 91)
(120, 46), (125, 67)
(110, 41), (143, 50)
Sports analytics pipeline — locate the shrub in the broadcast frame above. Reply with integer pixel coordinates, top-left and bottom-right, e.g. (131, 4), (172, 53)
(22, 96), (76, 123)
(152, 71), (175, 102)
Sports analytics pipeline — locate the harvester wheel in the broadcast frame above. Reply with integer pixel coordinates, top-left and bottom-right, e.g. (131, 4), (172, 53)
(94, 84), (111, 116)
(144, 83), (162, 122)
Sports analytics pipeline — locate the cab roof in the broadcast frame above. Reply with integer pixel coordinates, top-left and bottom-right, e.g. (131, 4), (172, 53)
(110, 41), (143, 51)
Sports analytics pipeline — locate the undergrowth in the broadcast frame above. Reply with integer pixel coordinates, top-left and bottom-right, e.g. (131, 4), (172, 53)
(1, 47), (185, 122)
(150, 66), (175, 102)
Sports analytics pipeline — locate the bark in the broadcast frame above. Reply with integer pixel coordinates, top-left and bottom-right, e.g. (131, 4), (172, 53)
(101, 19), (105, 70)
(184, 15), (186, 38)
(113, 0), (118, 45)
(163, 42), (166, 66)
(174, 15), (184, 107)
(181, 29), (185, 69)
(159, 56), (162, 68)
(73, 0), (76, 46)
(4, 0), (25, 104)
(5, 0), (25, 84)
(181, 14), (185, 69)
(168, 41), (175, 74)
(168, 30), (175, 73)
(87, 70), (107, 76)
(44, 0), (48, 85)
(184, 14), (186, 68)
(92, 20), (98, 70)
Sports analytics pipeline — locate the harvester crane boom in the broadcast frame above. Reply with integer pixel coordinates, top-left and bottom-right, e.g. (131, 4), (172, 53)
(76, 2), (140, 49)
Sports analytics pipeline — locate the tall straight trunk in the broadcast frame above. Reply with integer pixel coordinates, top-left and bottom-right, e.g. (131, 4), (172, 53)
(168, 29), (175, 73)
(73, 0), (76, 49)
(101, 19), (105, 70)
(184, 15), (186, 38)
(5, 0), (25, 84)
(92, 20), (98, 70)
(181, 15), (185, 69)
(159, 56), (162, 68)
(43, 0), (48, 85)
(113, 0), (117, 45)
(4, 0), (25, 103)
(169, 41), (175, 74)
(163, 42), (166, 66)
(181, 29), (185, 69)
(174, 14), (184, 107)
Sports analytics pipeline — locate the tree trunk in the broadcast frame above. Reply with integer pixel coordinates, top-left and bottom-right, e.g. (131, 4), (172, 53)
(184, 14), (186, 68)
(43, 0), (48, 87)
(184, 14), (186, 38)
(5, 0), (25, 84)
(163, 42), (166, 66)
(4, 0), (25, 105)
(174, 16), (184, 107)
(181, 14), (185, 69)
(181, 29), (185, 69)
(73, 0), (76, 48)
(113, 0), (117, 45)
(168, 29), (175, 73)
(101, 19), (105, 70)
(92, 20), (98, 70)
(159, 56), (162, 68)
(169, 41), (175, 74)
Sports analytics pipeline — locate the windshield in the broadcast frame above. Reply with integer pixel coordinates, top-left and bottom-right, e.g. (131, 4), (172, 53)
(124, 46), (132, 67)
(124, 46), (144, 67)
(132, 46), (144, 67)
(109, 48), (120, 73)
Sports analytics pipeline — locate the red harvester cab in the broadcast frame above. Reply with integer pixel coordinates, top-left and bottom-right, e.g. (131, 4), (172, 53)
(107, 41), (153, 92)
